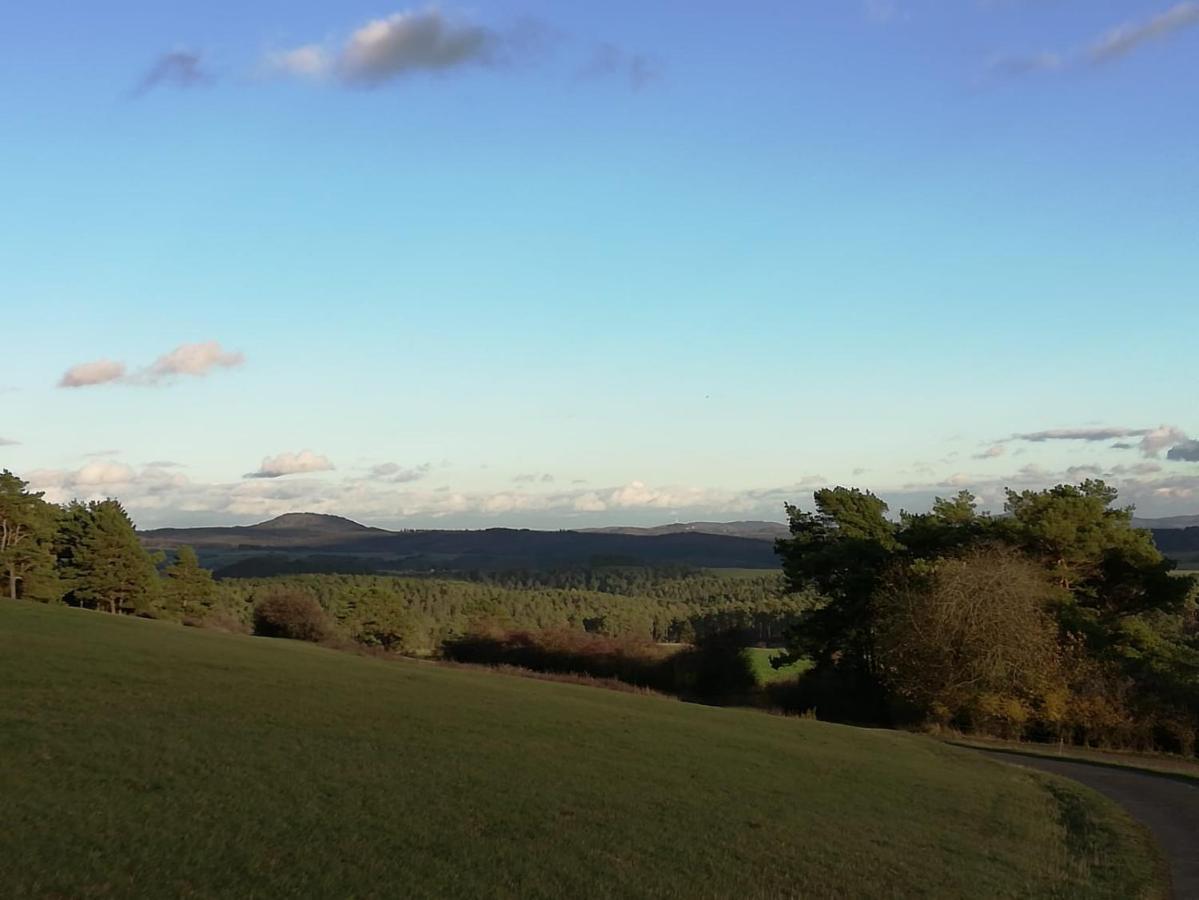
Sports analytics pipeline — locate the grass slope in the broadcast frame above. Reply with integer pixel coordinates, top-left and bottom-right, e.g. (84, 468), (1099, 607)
(0, 603), (1164, 899)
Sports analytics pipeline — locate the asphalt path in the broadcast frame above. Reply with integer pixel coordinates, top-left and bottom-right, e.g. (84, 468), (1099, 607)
(976, 749), (1199, 898)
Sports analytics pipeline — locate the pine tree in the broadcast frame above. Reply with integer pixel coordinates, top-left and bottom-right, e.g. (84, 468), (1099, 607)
(68, 500), (159, 614)
(163, 545), (216, 617)
(0, 470), (59, 602)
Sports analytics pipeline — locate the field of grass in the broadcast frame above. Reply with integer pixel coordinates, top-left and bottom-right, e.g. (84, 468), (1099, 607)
(745, 646), (811, 683)
(0, 602), (1165, 898)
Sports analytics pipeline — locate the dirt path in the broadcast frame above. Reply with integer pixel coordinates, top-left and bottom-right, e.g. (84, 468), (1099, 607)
(977, 749), (1199, 898)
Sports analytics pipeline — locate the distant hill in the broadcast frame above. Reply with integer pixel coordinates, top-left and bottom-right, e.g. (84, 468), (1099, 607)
(579, 521), (789, 541)
(139, 513), (781, 572)
(1134, 516), (1199, 530)
(247, 512), (376, 534)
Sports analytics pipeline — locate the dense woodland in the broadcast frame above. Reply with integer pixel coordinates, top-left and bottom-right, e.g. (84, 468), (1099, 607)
(2, 467), (1196, 756)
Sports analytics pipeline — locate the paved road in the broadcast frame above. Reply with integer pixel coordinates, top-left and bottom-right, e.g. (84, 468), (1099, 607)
(977, 749), (1199, 898)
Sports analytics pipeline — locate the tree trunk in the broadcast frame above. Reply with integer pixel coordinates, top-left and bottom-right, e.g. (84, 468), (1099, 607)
(7, 567), (17, 601)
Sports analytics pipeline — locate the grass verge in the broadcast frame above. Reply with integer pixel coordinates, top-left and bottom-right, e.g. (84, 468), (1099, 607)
(944, 735), (1199, 786)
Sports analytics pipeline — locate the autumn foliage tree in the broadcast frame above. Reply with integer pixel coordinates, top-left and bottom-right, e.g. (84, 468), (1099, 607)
(875, 547), (1066, 733)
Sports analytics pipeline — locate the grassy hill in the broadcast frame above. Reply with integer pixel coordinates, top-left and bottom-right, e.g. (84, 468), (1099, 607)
(0, 602), (1164, 898)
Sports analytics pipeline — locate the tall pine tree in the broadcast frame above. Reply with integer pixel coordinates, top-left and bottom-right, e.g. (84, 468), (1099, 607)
(163, 545), (216, 617)
(66, 500), (159, 614)
(0, 470), (59, 602)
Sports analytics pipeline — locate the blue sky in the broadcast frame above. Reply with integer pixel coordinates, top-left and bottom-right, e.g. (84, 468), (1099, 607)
(2, 1), (1197, 528)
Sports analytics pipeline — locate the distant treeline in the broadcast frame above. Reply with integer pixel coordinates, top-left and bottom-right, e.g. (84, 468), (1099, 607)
(209, 571), (815, 651)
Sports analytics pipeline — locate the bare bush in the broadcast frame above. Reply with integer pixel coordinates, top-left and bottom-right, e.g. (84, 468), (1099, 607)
(252, 588), (332, 643)
(874, 546), (1065, 732)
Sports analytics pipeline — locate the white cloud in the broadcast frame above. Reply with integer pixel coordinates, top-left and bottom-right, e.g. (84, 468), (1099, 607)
(1090, 2), (1199, 63)
(58, 359), (127, 388)
(145, 341), (244, 381)
(265, 45), (331, 78)
(342, 9), (494, 83)
(1011, 426), (1145, 443)
(367, 461), (431, 483)
(973, 444), (1006, 460)
(0, 436), (19, 447)
(1139, 425), (1188, 458)
(572, 492), (607, 512)
(985, 52), (1065, 78)
(987, 4), (1199, 82)
(57, 341), (242, 389)
(269, 8), (523, 88)
(245, 450), (335, 479)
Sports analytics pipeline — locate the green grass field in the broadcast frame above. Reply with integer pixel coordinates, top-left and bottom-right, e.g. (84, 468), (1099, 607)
(746, 646), (811, 683)
(0, 602), (1165, 898)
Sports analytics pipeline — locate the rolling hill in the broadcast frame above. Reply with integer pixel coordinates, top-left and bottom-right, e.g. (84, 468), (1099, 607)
(0, 601), (1164, 898)
(140, 514), (783, 571)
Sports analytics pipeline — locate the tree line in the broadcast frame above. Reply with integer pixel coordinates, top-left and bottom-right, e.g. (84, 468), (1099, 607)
(209, 571), (815, 651)
(774, 480), (1199, 755)
(0, 471), (215, 616)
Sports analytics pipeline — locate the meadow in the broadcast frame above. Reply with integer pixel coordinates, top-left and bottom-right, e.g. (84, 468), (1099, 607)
(745, 646), (810, 683)
(0, 601), (1165, 898)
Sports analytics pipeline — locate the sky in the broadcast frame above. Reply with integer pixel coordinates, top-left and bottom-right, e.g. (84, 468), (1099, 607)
(1, 1), (1197, 529)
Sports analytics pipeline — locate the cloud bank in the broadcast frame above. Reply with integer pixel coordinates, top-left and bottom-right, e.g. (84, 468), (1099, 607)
(1006, 425), (1190, 459)
(245, 450), (335, 479)
(19, 451), (1199, 532)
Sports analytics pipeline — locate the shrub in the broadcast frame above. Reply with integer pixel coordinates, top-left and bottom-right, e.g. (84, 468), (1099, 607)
(442, 627), (761, 705)
(443, 628), (677, 691)
(669, 630), (758, 704)
(252, 589), (332, 643)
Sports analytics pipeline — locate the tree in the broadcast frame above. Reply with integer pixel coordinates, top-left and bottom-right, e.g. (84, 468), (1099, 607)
(875, 547), (1066, 730)
(163, 545), (216, 618)
(0, 470), (59, 602)
(67, 500), (160, 614)
(774, 487), (898, 671)
(774, 480), (1198, 749)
